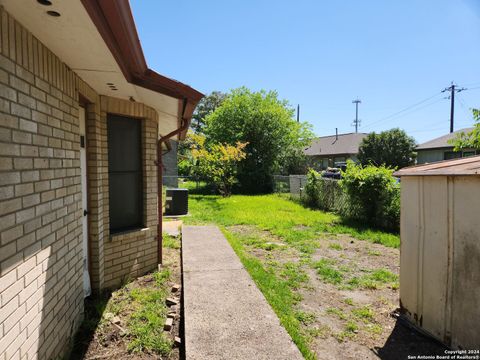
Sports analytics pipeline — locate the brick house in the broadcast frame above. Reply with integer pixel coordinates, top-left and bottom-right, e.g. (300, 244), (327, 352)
(0, 1), (202, 359)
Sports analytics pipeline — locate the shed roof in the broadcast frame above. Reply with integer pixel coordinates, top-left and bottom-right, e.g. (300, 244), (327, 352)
(304, 133), (368, 156)
(394, 155), (480, 176)
(416, 128), (473, 150)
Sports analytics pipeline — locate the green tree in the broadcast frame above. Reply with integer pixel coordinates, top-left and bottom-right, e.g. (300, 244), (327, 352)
(204, 87), (313, 193)
(177, 132), (198, 177)
(191, 91), (226, 133)
(450, 109), (480, 150)
(190, 133), (247, 197)
(358, 128), (416, 169)
(278, 148), (309, 175)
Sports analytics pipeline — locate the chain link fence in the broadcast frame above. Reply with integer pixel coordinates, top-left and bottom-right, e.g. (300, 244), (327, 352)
(310, 177), (347, 212)
(272, 175), (291, 193)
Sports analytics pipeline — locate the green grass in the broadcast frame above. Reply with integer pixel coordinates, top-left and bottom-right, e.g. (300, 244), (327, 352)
(313, 259), (344, 285)
(178, 180), (214, 194)
(184, 194), (399, 250)
(326, 307), (348, 320)
(125, 269), (172, 354)
(295, 311), (317, 325)
(280, 262), (309, 290)
(92, 269), (173, 356)
(368, 249), (381, 256)
(343, 298), (354, 306)
(345, 321), (359, 333)
(347, 269), (398, 290)
(183, 194), (399, 359)
(328, 242), (343, 251)
(352, 305), (375, 323)
(163, 233), (180, 249)
(306, 325), (331, 339)
(222, 231), (316, 359)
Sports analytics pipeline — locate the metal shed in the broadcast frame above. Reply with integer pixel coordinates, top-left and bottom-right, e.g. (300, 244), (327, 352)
(394, 156), (480, 349)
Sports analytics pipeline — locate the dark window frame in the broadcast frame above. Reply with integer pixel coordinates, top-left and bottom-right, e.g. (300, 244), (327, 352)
(107, 114), (144, 234)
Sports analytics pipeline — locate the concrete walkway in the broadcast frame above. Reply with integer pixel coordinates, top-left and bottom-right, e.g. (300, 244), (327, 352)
(182, 226), (303, 360)
(163, 220), (182, 237)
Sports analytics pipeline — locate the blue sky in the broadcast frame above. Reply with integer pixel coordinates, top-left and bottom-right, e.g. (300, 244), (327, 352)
(130, 0), (480, 143)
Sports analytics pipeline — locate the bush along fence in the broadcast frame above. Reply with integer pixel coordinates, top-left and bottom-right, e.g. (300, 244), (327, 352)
(303, 171), (346, 212)
(302, 162), (400, 232)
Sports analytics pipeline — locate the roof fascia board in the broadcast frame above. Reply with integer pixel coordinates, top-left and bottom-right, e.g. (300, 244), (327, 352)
(80, 0), (203, 103)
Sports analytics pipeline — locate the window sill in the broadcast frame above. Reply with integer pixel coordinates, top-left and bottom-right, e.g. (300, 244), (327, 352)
(109, 227), (150, 241)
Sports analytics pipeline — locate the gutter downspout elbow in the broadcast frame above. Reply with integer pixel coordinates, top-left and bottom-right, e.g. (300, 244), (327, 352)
(156, 99), (191, 267)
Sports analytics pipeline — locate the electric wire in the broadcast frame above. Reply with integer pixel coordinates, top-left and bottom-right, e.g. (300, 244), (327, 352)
(362, 92), (444, 129)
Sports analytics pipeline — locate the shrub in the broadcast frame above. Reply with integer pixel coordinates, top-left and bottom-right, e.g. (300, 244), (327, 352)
(190, 133), (247, 197)
(304, 169), (321, 207)
(339, 161), (400, 231)
(303, 169), (344, 212)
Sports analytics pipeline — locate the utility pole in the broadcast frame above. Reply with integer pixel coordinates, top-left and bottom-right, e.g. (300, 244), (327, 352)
(297, 104), (300, 123)
(352, 99), (361, 133)
(442, 83), (466, 133)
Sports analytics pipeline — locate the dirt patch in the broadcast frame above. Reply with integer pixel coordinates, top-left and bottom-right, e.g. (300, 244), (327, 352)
(293, 224), (310, 231)
(297, 235), (446, 359)
(70, 245), (182, 360)
(240, 229), (446, 359)
(313, 235), (399, 273)
(228, 225), (299, 263)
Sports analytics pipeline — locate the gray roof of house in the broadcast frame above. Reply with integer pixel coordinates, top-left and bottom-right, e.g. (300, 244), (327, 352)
(416, 128), (474, 150)
(304, 133), (368, 156)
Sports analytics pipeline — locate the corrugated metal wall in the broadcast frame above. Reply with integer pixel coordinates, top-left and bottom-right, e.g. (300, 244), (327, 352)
(400, 176), (480, 349)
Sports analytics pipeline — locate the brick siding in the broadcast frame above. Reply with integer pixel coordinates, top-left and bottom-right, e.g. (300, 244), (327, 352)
(0, 7), (161, 360)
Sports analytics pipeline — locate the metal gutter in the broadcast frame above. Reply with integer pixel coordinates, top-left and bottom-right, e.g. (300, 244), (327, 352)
(80, 0), (204, 263)
(156, 99), (193, 265)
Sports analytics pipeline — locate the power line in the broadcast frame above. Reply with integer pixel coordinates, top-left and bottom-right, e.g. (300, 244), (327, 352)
(362, 92), (443, 129)
(409, 126), (449, 134)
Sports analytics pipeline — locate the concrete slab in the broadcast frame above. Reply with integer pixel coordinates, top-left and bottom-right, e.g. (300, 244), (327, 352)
(163, 220), (182, 237)
(182, 225), (303, 360)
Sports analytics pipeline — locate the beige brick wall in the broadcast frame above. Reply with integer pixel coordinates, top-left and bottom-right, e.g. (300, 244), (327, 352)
(100, 96), (159, 289)
(0, 7), (160, 360)
(0, 7), (84, 360)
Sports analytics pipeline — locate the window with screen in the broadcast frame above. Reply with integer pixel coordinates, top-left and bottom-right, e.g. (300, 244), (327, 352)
(107, 114), (143, 233)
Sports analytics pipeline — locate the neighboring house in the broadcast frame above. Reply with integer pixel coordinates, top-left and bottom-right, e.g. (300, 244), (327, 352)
(163, 140), (179, 188)
(416, 128), (477, 164)
(304, 132), (368, 170)
(0, 2), (202, 360)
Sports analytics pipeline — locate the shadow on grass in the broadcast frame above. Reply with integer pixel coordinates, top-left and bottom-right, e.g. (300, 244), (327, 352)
(188, 195), (226, 211)
(374, 317), (447, 360)
(337, 217), (399, 236)
(179, 180), (216, 195)
(68, 292), (112, 360)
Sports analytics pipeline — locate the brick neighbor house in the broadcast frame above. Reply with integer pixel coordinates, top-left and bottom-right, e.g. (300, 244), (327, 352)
(0, 1), (203, 359)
